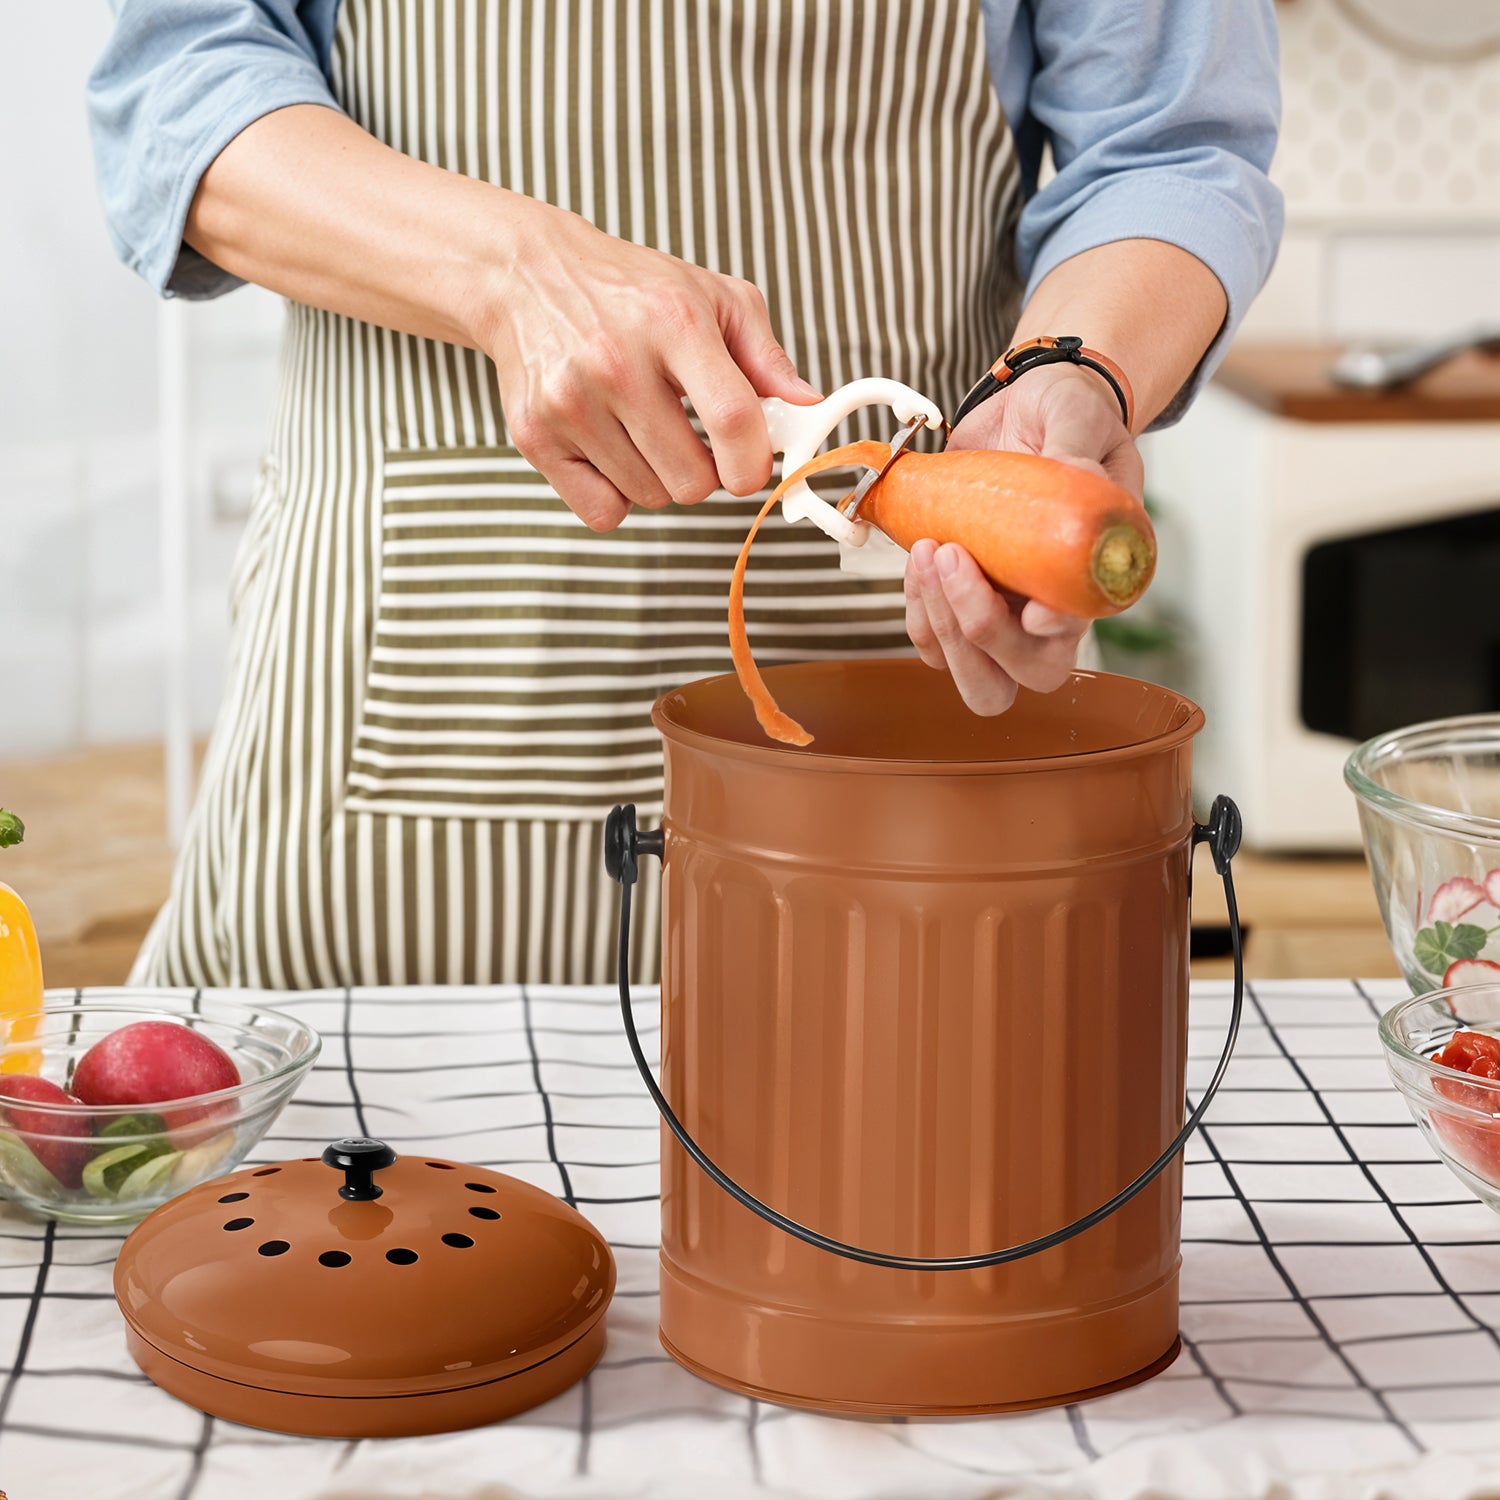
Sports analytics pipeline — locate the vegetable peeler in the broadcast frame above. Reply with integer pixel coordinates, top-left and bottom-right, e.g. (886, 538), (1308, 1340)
(759, 380), (946, 576)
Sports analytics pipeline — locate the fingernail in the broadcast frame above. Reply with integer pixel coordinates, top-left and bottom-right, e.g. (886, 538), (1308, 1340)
(937, 545), (959, 580)
(911, 539), (936, 572)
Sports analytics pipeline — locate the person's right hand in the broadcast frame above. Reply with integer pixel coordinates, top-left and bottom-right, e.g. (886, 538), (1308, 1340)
(474, 200), (821, 530)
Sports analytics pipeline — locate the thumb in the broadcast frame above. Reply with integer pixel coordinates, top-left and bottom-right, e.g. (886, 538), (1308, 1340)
(1041, 450), (1110, 482)
(720, 286), (821, 403)
(1037, 404), (1114, 475)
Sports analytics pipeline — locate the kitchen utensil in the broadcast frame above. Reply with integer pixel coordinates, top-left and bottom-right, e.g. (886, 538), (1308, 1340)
(1331, 325), (1500, 390)
(1380, 983), (1500, 1210)
(604, 660), (1244, 1414)
(1345, 714), (1500, 992)
(759, 379), (945, 577)
(113, 1136), (616, 1437)
(840, 415), (932, 520)
(0, 994), (318, 1224)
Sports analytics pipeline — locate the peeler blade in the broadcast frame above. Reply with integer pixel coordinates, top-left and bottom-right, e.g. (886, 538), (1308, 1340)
(841, 416), (934, 519)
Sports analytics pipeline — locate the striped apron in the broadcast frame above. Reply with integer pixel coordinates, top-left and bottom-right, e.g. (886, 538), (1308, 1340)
(133, 0), (1024, 989)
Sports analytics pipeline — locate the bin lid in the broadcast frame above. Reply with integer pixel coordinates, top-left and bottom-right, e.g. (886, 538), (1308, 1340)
(114, 1138), (615, 1410)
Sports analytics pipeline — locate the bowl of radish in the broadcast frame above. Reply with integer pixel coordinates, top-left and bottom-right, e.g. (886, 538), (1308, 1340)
(1346, 715), (1500, 995)
(0, 993), (318, 1223)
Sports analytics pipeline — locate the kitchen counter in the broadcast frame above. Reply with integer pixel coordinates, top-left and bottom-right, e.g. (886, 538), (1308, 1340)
(1, 980), (1498, 1500)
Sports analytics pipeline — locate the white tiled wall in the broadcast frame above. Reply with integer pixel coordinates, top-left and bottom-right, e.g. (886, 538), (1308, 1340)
(1242, 0), (1500, 340)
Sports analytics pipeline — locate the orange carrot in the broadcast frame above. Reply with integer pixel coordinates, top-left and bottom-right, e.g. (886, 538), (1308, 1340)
(857, 448), (1155, 618)
(730, 441), (1157, 746)
(729, 441), (892, 746)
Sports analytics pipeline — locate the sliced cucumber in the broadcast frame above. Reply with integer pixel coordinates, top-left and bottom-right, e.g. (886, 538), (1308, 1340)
(0, 1131), (63, 1198)
(170, 1131), (238, 1190)
(98, 1113), (168, 1143)
(115, 1150), (181, 1201)
(82, 1141), (172, 1200)
(82, 1144), (147, 1199)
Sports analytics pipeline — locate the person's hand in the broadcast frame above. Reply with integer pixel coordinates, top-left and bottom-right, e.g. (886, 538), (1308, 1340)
(904, 362), (1144, 714)
(474, 200), (820, 530)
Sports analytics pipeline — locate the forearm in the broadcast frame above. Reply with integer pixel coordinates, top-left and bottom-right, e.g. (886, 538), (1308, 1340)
(1008, 240), (1228, 434)
(186, 102), (811, 527)
(184, 103), (523, 347)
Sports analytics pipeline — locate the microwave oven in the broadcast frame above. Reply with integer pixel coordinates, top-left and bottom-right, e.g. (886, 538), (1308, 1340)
(1140, 344), (1500, 851)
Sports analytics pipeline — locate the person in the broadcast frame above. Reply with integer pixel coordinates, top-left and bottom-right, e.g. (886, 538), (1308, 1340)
(88, 1), (1282, 989)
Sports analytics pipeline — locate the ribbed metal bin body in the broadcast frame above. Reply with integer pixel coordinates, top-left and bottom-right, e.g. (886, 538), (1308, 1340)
(650, 661), (1204, 1413)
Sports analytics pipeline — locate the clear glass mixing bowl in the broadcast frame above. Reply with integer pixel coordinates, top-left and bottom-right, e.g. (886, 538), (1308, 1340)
(1381, 984), (1500, 1212)
(1345, 715), (1500, 994)
(0, 993), (319, 1224)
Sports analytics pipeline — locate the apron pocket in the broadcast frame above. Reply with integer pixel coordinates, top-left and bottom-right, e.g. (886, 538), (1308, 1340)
(344, 447), (688, 822)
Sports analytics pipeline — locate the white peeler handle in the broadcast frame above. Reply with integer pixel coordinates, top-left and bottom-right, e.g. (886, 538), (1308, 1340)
(760, 379), (944, 546)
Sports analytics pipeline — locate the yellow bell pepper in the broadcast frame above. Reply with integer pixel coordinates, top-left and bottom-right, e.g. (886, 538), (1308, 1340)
(0, 811), (42, 1074)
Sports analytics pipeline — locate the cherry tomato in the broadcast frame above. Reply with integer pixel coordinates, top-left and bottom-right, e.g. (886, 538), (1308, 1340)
(1432, 1031), (1500, 1184)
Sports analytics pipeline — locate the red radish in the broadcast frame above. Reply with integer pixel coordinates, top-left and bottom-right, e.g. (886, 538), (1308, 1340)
(1443, 959), (1500, 988)
(0, 1076), (92, 1188)
(73, 1022), (240, 1142)
(1429, 877), (1487, 925)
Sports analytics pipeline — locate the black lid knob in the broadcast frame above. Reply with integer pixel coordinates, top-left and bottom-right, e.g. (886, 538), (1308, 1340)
(322, 1138), (398, 1200)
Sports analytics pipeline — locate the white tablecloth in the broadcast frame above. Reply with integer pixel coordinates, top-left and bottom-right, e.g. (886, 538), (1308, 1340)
(2, 979), (1500, 1500)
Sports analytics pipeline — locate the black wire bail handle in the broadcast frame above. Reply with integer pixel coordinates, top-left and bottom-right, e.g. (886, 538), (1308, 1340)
(604, 797), (1245, 1272)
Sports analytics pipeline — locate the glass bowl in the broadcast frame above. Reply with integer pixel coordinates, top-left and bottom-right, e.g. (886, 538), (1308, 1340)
(1345, 714), (1500, 994)
(1381, 984), (1500, 1212)
(0, 994), (319, 1224)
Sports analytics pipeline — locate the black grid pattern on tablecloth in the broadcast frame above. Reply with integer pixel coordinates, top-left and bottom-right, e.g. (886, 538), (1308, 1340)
(1, 980), (1499, 1500)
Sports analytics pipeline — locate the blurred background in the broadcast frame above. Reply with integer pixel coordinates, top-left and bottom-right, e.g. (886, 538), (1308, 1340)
(3, 0), (1500, 984)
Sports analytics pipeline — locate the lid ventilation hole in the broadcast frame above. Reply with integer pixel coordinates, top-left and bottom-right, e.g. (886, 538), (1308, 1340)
(252, 1168), (281, 1177)
(441, 1233), (475, 1249)
(468, 1206), (501, 1221)
(465, 1182), (497, 1194)
(386, 1248), (419, 1265)
(319, 1251), (352, 1268)
(426, 1162), (455, 1170)
(223, 1218), (254, 1232)
(218, 1192), (249, 1203)
(257, 1241), (290, 1257)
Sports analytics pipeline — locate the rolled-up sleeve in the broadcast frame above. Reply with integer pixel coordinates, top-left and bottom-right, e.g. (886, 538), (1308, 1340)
(87, 0), (340, 300)
(1010, 0), (1283, 425)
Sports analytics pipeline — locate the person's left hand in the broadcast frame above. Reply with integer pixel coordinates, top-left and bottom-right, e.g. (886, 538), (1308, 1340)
(904, 361), (1144, 715)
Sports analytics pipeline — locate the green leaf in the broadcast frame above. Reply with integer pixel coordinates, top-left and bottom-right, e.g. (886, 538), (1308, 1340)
(1414, 921), (1490, 974)
(1415, 927), (1451, 975)
(0, 810), (23, 850)
(1451, 924), (1490, 960)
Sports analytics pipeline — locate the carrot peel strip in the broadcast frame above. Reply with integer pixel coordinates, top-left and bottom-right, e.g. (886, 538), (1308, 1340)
(729, 440), (894, 747)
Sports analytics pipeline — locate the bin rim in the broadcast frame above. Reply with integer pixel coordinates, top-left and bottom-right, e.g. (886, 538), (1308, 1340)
(652, 662), (1206, 778)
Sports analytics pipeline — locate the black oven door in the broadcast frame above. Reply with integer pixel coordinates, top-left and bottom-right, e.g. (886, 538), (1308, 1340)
(1301, 503), (1500, 742)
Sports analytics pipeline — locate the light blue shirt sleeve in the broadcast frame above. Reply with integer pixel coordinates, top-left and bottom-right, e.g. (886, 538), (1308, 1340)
(90, 0), (1282, 428)
(984, 0), (1284, 426)
(87, 1), (341, 299)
